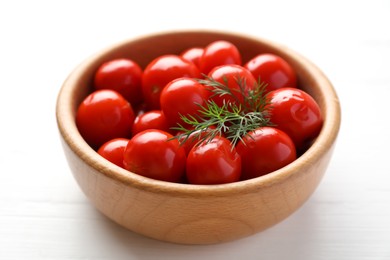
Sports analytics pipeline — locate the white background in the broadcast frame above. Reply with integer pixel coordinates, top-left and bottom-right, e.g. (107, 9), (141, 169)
(1, 0), (390, 259)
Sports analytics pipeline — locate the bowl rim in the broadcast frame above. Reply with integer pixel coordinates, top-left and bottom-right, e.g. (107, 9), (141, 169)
(56, 29), (341, 197)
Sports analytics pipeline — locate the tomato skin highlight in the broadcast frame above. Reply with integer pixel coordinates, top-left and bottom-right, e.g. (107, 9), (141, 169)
(131, 110), (170, 136)
(199, 40), (242, 75)
(97, 138), (129, 168)
(244, 53), (297, 92)
(76, 89), (135, 149)
(236, 127), (296, 180)
(186, 136), (241, 184)
(180, 47), (204, 68)
(160, 77), (210, 128)
(142, 55), (201, 110)
(268, 88), (323, 150)
(94, 58), (143, 106)
(123, 130), (186, 182)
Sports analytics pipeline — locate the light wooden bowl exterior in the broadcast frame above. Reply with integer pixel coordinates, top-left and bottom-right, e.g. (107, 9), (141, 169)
(56, 31), (341, 244)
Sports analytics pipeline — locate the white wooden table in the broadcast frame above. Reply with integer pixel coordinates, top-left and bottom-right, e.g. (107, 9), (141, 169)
(1, 1), (389, 259)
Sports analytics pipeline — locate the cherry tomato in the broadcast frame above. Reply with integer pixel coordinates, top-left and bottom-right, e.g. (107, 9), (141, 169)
(94, 58), (143, 106)
(186, 136), (241, 184)
(180, 47), (204, 68)
(244, 53), (297, 92)
(123, 130), (186, 182)
(160, 78), (210, 128)
(199, 40), (242, 75)
(268, 88), (323, 150)
(97, 138), (129, 168)
(142, 55), (201, 109)
(132, 110), (170, 136)
(236, 127), (296, 180)
(207, 64), (257, 108)
(76, 89), (135, 149)
(176, 126), (217, 155)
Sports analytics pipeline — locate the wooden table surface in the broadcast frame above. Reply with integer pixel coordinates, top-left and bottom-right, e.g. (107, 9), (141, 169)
(1, 1), (389, 259)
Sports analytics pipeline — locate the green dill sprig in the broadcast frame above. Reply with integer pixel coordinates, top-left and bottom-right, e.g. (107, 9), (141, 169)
(198, 75), (269, 113)
(172, 76), (272, 148)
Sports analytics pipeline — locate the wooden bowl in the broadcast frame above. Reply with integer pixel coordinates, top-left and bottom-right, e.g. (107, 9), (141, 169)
(56, 30), (341, 244)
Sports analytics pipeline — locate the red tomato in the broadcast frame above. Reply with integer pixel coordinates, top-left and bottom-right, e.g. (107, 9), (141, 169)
(199, 40), (242, 75)
(132, 110), (170, 136)
(94, 58), (143, 106)
(97, 138), (129, 168)
(268, 88), (323, 150)
(123, 130), (186, 182)
(160, 78), (210, 128)
(142, 55), (201, 109)
(176, 126), (217, 155)
(244, 54), (297, 92)
(180, 47), (204, 68)
(186, 136), (241, 184)
(207, 64), (257, 108)
(236, 127), (296, 180)
(76, 89), (135, 149)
